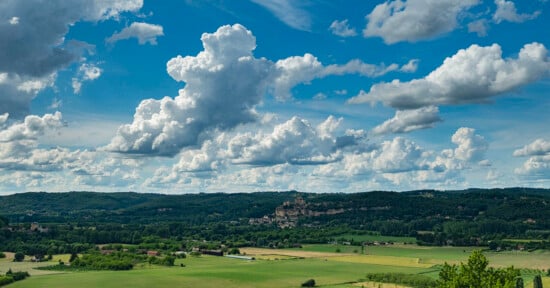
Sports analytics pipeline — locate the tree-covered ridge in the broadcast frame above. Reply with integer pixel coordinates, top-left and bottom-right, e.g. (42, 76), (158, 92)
(1, 188), (548, 219)
(0, 188), (549, 251)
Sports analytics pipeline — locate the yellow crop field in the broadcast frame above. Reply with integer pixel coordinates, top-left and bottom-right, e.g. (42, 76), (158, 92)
(329, 255), (432, 268)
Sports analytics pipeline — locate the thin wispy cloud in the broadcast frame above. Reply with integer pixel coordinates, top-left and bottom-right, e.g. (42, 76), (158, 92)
(251, 0), (312, 31)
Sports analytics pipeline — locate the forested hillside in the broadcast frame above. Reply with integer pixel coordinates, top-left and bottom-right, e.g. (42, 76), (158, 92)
(0, 188), (549, 255)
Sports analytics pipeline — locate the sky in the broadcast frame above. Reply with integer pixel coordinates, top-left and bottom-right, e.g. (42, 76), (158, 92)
(0, 0), (549, 194)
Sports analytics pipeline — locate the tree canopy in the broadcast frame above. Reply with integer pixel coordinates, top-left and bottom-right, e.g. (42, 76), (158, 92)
(437, 250), (520, 288)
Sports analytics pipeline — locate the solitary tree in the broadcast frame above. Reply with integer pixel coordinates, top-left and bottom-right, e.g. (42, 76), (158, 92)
(69, 252), (78, 263)
(13, 252), (24, 262)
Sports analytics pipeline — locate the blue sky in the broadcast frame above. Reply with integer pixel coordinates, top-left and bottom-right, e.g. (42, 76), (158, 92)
(0, 0), (549, 194)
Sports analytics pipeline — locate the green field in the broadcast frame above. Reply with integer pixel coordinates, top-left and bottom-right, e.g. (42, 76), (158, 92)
(3, 245), (549, 288)
(4, 256), (430, 288)
(334, 234), (417, 243)
(299, 244), (550, 269)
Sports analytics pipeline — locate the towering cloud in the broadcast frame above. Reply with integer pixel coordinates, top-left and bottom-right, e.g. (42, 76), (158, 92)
(106, 24), (273, 156)
(107, 24), (414, 156)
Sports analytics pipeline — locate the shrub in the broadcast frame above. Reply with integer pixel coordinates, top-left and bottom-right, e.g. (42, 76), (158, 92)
(365, 273), (436, 288)
(301, 279), (315, 287)
(13, 252), (24, 262)
(0, 252), (5, 259)
(0, 276), (14, 286)
(0, 271), (29, 286)
(10, 272), (30, 281)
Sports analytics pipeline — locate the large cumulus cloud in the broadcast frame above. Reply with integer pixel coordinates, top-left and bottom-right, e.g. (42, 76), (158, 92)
(313, 127), (488, 189)
(106, 24), (273, 156)
(227, 116), (364, 166)
(349, 42), (550, 109)
(0, 0), (143, 117)
(107, 24), (413, 156)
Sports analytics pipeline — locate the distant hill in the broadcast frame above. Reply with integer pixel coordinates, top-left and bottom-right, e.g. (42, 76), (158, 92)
(0, 188), (548, 226)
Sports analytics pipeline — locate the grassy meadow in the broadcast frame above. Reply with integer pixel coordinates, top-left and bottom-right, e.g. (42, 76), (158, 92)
(3, 243), (549, 288)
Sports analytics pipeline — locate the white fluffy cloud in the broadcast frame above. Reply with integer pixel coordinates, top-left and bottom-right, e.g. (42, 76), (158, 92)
(0, 72), (56, 118)
(313, 127), (487, 188)
(372, 106), (441, 135)
(372, 137), (427, 173)
(9, 17), (19, 25)
(227, 116), (363, 166)
(363, 0), (479, 44)
(272, 53), (414, 100)
(493, 0), (540, 23)
(451, 127), (488, 163)
(107, 24), (273, 156)
(108, 24), (414, 156)
(0, 112), (63, 142)
(329, 19), (357, 37)
(106, 22), (164, 45)
(513, 139), (550, 157)
(468, 19), (489, 37)
(0, 0), (143, 117)
(0, 112), (66, 171)
(514, 139), (550, 179)
(72, 63), (102, 94)
(348, 42), (550, 109)
(0, 111), (143, 190)
(0, 0), (142, 77)
(399, 59), (419, 73)
(143, 115), (369, 189)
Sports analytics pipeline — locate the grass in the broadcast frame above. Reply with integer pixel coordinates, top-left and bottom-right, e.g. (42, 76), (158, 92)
(502, 239), (544, 243)
(0, 258), (66, 276)
(335, 234), (416, 243)
(5, 246), (550, 288)
(7, 255), (430, 288)
(296, 244), (550, 269)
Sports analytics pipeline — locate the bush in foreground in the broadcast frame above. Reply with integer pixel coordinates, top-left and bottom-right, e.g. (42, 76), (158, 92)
(364, 272), (436, 288)
(0, 270), (30, 287)
(301, 279), (315, 287)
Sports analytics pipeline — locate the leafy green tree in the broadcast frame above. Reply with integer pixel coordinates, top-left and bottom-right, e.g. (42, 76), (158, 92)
(13, 252), (24, 262)
(437, 250), (520, 288)
(533, 275), (543, 288)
